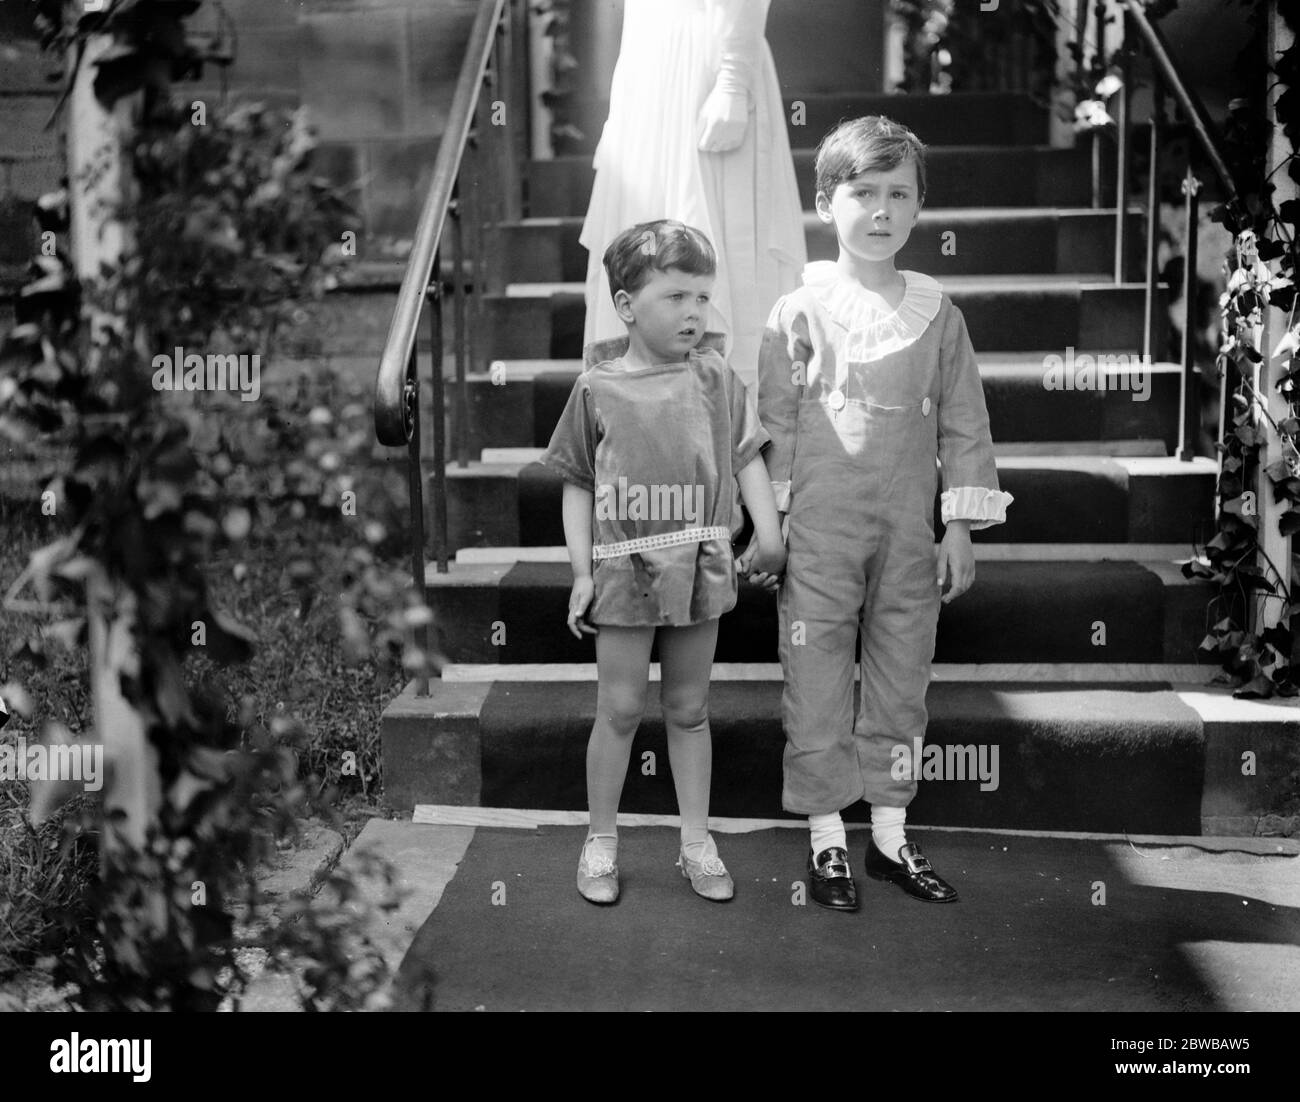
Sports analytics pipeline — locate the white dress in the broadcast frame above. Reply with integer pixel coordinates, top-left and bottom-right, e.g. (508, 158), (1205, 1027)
(580, 0), (807, 387)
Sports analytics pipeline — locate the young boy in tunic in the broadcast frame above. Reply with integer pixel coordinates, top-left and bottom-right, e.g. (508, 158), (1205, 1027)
(543, 219), (787, 905)
(749, 116), (1013, 909)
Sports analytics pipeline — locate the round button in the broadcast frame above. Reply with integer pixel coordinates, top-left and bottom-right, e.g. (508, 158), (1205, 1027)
(828, 389), (846, 410)
(921, 396), (932, 416)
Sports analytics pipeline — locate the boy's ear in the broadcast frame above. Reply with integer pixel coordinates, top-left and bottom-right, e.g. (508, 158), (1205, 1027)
(613, 288), (635, 324)
(814, 190), (834, 224)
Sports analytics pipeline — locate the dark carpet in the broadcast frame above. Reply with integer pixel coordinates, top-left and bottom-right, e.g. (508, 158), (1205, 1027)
(390, 825), (1299, 1012)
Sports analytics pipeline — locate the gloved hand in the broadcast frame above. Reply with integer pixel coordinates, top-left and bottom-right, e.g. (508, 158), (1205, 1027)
(697, 83), (749, 152)
(696, 0), (764, 153)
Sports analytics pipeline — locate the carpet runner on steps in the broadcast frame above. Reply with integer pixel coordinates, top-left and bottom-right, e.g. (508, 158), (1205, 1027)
(426, 560), (1203, 665)
(482, 279), (1163, 361)
(388, 825), (1300, 1012)
(528, 145), (1098, 216)
(520, 361), (1184, 451)
(504, 456), (1213, 547)
(502, 208), (1143, 281)
(473, 682), (1203, 834)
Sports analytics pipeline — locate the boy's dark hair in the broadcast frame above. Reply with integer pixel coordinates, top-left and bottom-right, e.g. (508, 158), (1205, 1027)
(603, 219), (717, 304)
(814, 115), (927, 207)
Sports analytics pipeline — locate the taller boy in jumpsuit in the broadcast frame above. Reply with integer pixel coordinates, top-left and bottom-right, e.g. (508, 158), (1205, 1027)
(751, 116), (1013, 910)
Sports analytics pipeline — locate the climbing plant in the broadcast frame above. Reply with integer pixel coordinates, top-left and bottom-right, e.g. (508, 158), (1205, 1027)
(1189, 0), (1299, 696)
(0, 0), (429, 1008)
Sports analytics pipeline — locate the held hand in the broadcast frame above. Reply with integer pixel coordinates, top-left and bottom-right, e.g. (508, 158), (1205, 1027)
(697, 85), (748, 152)
(936, 524), (975, 605)
(566, 577), (598, 639)
(738, 535), (785, 591)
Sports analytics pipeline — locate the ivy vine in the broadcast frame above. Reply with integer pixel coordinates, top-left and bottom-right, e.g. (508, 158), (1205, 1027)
(0, 0), (426, 1009)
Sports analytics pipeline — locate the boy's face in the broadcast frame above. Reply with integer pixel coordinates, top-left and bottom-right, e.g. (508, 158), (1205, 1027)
(816, 159), (922, 266)
(615, 267), (714, 361)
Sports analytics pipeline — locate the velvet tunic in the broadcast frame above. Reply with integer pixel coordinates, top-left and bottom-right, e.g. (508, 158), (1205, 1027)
(542, 338), (768, 626)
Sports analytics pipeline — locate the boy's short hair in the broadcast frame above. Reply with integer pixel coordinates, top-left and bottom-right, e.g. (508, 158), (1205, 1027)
(603, 219), (717, 304)
(814, 116), (928, 207)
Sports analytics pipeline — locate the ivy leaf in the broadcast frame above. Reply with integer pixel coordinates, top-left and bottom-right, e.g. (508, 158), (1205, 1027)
(1261, 623), (1293, 655)
(1233, 674), (1276, 699)
(1281, 510), (1300, 536)
(204, 608), (257, 665)
(1222, 494), (1258, 526)
(1233, 424), (1260, 448)
(1257, 236), (1287, 262)
(1274, 323), (1300, 360)
(167, 769), (214, 814)
(1269, 285), (1296, 313)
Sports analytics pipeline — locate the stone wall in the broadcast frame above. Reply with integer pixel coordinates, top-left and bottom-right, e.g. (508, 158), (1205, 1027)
(0, 1), (482, 268)
(188, 0), (481, 259)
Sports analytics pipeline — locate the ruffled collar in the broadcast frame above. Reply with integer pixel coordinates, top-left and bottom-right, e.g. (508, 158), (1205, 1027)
(801, 261), (943, 363)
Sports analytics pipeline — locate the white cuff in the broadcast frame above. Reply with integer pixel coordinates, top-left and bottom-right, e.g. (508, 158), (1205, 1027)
(941, 486), (1014, 530)
(771, 480), (791, 513)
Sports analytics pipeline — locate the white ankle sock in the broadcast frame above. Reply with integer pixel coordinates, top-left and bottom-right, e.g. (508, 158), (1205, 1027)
(871, 805), (907, 861)
(809, 812), (847, 857)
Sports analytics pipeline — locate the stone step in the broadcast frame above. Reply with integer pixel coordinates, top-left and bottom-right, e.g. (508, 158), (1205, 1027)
(440, 454), (1215, 550)
(440, 354), (1186, 457)
(503, 208), (1149, 282)
(528, 145), (1101, 218)
(379, 675), (1300, 836)
(479, 278), (1169, 361)
(569, 91), (1056, 158)
(419, 558), (1209, 666)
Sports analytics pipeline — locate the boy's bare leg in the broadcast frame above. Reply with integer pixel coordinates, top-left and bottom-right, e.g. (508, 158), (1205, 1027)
(588, 625), (656, 840)
(656, 618), (720, 846)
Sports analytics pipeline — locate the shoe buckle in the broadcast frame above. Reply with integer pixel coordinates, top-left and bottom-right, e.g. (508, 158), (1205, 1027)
(903, 852), (933, 875)
(815, 850), (851, 879)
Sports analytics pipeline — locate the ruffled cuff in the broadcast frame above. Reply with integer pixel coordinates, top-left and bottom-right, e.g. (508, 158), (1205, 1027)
(770, 480), (792, 513)
(941, 487), (1014, 530)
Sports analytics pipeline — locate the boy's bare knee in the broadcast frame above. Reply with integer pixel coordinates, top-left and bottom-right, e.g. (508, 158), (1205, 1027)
(660, 691), (710, 734)
(597, 689), (646, 735)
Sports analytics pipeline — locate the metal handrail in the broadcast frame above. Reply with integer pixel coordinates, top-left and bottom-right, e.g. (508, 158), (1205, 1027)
(371, 0), (525, 695)
(374, 0), (506, 448)
(1120, 0), (1239, 201)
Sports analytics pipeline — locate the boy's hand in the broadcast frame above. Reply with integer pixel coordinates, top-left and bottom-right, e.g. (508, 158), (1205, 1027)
(566, 577), (598, 639)
(937, 521), (975, 604)
(737, 535), (785, 591)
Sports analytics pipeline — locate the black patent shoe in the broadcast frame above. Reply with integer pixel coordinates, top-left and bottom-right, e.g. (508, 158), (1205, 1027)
(864, 839), (960, 903)
(807, 847), (860, 911)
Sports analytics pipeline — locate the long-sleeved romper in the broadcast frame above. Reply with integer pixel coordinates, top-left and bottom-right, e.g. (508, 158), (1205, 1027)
(758, 262), (1013, 815)
(542, 335), (769, 627)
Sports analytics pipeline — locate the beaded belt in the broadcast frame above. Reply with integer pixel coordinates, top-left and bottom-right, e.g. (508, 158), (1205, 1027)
(591, 526), (730, 561)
